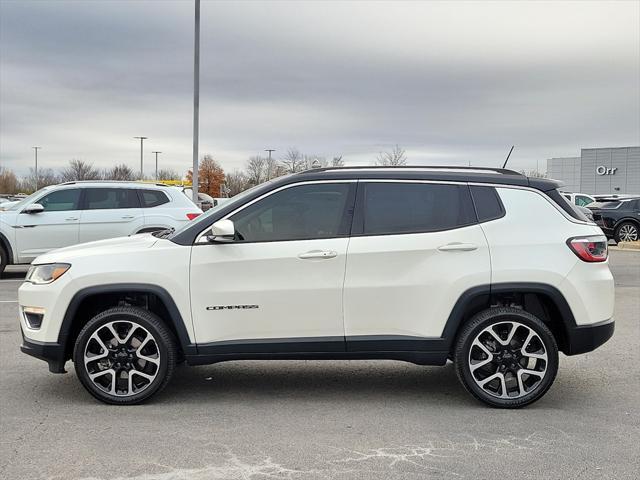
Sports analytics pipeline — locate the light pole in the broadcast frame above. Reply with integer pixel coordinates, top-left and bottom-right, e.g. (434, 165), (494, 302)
(191, 0), (200, 203)
(32, 146), (41, 190)
(265, 149), (275, 162)
(134, 136), (147, 178)
(152, 151), (162, 180)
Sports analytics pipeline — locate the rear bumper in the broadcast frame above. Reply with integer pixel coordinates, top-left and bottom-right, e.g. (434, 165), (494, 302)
(565, 318), (615, 355)
(20, 330), (67, 373)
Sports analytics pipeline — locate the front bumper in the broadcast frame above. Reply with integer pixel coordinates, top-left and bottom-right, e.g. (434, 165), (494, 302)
(564, 318), (615, 355)
(20, 330), (67, 373)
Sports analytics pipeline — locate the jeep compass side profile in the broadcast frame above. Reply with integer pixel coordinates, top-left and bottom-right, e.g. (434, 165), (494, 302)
(19, 166), (615, 408)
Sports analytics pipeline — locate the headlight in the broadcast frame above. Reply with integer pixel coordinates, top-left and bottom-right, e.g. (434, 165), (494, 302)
(25, 263), (71, 284)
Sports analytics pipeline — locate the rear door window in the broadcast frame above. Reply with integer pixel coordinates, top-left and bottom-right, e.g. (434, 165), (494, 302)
(359, 182), (476, 235)
(84, 188), (140, 210)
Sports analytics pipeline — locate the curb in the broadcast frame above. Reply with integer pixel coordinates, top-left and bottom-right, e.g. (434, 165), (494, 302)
(610, 242), (640, 251)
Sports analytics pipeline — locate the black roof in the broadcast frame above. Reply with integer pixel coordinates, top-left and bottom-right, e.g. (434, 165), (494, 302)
(289, 166), (560, 192)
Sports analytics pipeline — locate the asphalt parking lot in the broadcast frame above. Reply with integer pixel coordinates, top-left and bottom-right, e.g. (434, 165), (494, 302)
(0, 251), (638, 480)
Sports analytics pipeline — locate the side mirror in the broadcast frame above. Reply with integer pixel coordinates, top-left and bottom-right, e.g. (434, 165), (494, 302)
(206, 219), (235, 242)
(23, 203), (44, 214)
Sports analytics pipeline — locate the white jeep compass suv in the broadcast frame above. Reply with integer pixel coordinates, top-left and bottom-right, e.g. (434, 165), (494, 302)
(18, 167), (615, 408)
(0, 181), (202, 274)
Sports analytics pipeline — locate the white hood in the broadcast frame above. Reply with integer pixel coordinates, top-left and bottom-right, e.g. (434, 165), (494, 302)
(33, 234), (160, 264)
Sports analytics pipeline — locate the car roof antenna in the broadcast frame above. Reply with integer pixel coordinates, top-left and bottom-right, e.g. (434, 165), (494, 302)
(502, 145), (515, 169)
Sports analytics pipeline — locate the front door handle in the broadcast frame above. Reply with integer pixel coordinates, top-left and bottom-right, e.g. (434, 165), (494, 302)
(298, 250), (338, 259)
(121, 215), (135, 219)
(65, 217), (79, 221)
(437, 243), (478, 252)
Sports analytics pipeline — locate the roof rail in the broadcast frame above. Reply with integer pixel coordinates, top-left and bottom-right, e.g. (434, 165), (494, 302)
(301, 165), (523, 176)
(58, 180), (171, 187)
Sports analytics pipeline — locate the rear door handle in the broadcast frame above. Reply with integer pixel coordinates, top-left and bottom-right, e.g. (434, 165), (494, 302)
(298, 250), (338, 259)
(121, 215), (135, 219)
(65, 217), (79, 221)
(438, 243), (478, 252)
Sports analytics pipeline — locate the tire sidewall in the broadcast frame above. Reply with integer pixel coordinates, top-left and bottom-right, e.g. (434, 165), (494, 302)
(615, 221), (638, 243)
(456, 309), (559, 408)
(73, 308), (174, 405)
(0, 247), (6, 275)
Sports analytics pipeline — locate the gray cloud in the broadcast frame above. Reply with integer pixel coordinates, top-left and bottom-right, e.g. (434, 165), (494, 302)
(1, 0), (638, 177)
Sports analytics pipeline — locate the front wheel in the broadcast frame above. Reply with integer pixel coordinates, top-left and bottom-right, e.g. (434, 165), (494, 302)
(73, 306), (177, 405)
(454, 307), (559, 408)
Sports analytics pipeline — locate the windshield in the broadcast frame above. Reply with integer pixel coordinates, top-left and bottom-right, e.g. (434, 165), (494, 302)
(168, 181), (274, 238)
(6, 188), (50, 211)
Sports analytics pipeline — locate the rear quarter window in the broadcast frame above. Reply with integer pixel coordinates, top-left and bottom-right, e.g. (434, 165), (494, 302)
(138, 190), (170, 208)
(470, 186), (505, 222)
(546, 189), (589, 221)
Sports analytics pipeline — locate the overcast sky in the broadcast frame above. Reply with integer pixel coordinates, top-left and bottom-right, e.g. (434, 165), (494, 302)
(1, 0), (639, 177)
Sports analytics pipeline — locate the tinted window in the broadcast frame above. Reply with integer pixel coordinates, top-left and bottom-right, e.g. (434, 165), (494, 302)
(546, 189), (589, 221)
(230, 183), (352, 242)
(37, 189), (81, 212)
(85, 188), (140, 210)
(362, 183), (476, 235)
(470, 186), (505, 222)
(139, 190), (170, 208)
(575, 195), (593, 207)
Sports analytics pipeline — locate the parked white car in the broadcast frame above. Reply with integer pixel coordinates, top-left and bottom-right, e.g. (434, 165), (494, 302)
(18, 167), (614, 408)
(561, 192), (595, 207)
(0, 181), (202, 274)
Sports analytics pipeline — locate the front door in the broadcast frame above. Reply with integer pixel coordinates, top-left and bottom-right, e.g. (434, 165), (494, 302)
(15, 188), (81, 262)
(189, 181), (356, 352)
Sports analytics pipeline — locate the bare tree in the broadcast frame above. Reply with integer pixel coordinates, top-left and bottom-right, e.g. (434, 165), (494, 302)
(60, 159), (101, 182)
(245, 156), (267, 186)
(224, 169), (250, 196)
(104, 164), (135, 181)
(520, 169), (547, 178)
(0, 167), (19, 194)
(375, 145), (407, 166)
(281, 148), (306, 173)
(331, 156), (344, 167)
(21, 168), (58, 192)
(156, 168), (182, 181)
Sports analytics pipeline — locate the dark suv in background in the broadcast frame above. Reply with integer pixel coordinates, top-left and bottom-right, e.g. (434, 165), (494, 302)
(588, 197), (640, 242)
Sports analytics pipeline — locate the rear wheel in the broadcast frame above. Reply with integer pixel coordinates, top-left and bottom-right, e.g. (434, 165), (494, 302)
(73, 306), (177, 405)
(454, 307), (558, 408)
(615, 221), (638, 243)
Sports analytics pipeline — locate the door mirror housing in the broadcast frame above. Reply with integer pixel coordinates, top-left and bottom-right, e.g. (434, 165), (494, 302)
(23, 203), (44, 214)
(206, 219), (235, 242)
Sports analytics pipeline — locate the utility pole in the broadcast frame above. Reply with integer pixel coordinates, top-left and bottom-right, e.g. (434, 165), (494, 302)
(191, 0), (200, 203)
(152, 151), (162, 180)
(134, 136), (147, 178)
(265, 149), (275, 162)
(32, 146), (41, 190)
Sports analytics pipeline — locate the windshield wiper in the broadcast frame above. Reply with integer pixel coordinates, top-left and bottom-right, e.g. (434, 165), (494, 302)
(152, 227), (175, 239)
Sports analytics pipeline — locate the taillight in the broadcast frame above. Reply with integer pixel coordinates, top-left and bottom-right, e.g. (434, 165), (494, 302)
(566, 235), (608, 262)
(186, 213), (201, 220)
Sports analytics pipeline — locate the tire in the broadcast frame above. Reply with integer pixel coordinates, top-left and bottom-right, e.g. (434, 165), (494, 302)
(0, 247), (6, 277)
(454, 307), (559, 408)
(73, 306), (177, 405)
(614, 221), (639, 243)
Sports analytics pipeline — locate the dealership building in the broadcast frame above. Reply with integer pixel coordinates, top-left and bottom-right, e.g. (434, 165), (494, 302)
(547, 146), (640, 195)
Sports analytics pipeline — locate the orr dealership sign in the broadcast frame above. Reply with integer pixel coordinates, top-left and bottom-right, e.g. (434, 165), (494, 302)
(596, 166), (617, 175)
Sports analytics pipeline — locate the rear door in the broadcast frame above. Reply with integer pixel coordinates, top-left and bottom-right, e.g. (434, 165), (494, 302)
(15, 188), (82, 262)
(79, 187), (144, 243)
(343, 181), (491, 350)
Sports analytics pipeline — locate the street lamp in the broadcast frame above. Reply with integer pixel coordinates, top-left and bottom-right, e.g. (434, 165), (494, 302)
(265, 149), (275, 161)
(152, 151), (162, 180)
(191, 0), (200, 203)
(32, 146), (41, 190)
(134, 136), (147, 178)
